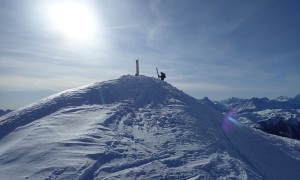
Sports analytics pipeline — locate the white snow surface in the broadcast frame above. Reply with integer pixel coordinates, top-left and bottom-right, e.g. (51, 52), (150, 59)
(254, 109), (300, 125)
(0, 75), (300, 179)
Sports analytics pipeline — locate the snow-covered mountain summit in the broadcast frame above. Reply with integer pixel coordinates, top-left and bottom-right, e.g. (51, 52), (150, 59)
(1, 75), (300, 179)
(0, 75), (198, 139)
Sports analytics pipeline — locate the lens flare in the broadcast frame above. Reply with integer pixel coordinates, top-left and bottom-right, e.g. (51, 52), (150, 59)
(227, 116), (241, 126)
(222, 109), (241, 132)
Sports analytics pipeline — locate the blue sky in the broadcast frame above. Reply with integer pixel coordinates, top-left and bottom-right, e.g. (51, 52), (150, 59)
(0, 0), (300, 109)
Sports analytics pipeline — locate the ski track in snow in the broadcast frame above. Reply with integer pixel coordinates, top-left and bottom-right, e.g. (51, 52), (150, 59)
(0, 75), (299, 179)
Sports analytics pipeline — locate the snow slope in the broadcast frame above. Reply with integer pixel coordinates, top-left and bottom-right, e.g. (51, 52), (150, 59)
(0, 75), (300, 179)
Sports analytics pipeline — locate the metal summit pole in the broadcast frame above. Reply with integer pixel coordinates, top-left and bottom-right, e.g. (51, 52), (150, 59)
(135, 59), (139, 76)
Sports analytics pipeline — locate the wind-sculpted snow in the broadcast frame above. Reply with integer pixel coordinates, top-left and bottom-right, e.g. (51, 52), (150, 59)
(0, 75), (180, 138)
(0, 75), (300, 179)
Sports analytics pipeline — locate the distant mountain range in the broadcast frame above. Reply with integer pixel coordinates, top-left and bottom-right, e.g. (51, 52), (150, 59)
(201, 95), (300, 140)
(219, 95), (300, 113)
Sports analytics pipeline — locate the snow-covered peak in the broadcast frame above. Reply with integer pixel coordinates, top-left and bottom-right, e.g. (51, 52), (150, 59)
(0, 75), (228, 179)
(219, 97), (246, 106)
(1, 75), (300, 179)
(275, 96), (290, 102)
(0, 75), (197, 139)
(26, 75), (191, 107)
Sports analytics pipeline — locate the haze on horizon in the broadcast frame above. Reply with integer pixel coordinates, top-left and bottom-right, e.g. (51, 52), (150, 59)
(0, 0), (299, 109)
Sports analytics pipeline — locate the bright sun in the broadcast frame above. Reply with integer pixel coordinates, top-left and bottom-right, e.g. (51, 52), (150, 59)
(49, 2), (96, 40)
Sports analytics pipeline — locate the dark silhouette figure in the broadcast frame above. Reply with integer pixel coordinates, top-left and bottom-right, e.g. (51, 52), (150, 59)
(159, 72), (166, 81)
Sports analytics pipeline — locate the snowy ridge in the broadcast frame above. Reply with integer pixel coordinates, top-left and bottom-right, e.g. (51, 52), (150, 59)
(0, 75), (201, 138)
(0, 109), (12, 117)
(0, 75), (300, 179)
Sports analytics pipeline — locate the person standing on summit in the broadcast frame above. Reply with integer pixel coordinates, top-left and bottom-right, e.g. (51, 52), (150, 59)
(158, 72), (166, 81)
(156, 67), (166, 81)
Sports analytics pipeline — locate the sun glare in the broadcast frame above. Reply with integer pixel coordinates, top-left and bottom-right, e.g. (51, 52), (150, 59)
(49, 2), (96, 40)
